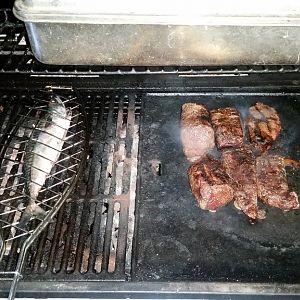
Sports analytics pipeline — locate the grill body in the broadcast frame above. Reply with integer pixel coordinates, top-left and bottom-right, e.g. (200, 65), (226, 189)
(1, 5), (300, 300)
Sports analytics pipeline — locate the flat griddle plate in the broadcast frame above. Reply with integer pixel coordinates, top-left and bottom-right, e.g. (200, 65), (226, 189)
(135, 95), (300, 282)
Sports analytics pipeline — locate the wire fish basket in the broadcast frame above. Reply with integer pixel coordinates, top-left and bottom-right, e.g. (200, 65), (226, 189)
(0, 92), (88, 299)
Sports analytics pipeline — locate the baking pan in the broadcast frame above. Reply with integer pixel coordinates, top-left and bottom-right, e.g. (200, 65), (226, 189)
(13, 0), (300, 65)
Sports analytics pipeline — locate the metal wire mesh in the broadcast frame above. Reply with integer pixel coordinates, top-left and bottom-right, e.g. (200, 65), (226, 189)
(0, 93), (87, 261)
(0, 92), (141, 290)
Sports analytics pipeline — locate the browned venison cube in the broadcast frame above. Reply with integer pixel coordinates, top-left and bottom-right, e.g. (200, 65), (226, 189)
(188, 155), (234, 211)
(181, 103), (215, 162)
(211, 107), (243, 149)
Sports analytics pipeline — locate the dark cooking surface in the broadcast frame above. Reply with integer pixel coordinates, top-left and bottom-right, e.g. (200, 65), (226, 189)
(135, 95), (300, 282)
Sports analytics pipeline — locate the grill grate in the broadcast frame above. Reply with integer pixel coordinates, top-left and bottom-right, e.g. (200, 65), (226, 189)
(0, 92), (87, 269)
(0, 94), (86, 244)
(0, 91), (140, 282)
(0, 9), (300, 76)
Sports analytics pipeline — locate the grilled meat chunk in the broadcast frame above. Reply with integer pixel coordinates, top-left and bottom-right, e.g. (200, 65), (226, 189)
(188, 155), (234, 211)
(256, 155), (299, 210)
(247, 102), (281, 153)
(211, 107), (243, 149)
(181, 103), (215, 162)
(222, 147), (265, 220)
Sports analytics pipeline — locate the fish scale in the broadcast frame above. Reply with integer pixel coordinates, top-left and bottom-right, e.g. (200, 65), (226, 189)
(23, 114), (48, 206)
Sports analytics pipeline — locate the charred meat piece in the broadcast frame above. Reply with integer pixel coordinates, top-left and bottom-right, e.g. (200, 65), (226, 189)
(211, 107), (243, 149)
(247, 102), (281, 152)
(222, 147), (265, 220)
(181, 103), (215, 162)
(256, 155), (299, 211)
(188, 155), (234, 211)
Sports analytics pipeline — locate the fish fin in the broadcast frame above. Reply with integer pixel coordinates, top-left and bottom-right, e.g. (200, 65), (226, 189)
(32, 205), (48, 220)
(18, 204), (48, 229)
(44, 119), (52, 129)
(18, 209), (32, 229)
(12, 136), (28, 144)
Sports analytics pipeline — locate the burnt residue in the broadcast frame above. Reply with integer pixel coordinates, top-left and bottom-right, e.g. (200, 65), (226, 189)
(150, 160), (162, 176)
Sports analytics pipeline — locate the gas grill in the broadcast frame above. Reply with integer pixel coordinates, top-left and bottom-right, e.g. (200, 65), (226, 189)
(1, 1), (300, 299)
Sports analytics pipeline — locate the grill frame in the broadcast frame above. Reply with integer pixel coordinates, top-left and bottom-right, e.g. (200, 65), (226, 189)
(1, 5), (300, 300)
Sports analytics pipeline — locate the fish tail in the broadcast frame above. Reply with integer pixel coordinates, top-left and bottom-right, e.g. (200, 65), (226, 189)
(19, 197), (47, 229)
(29, 201), (47, 220)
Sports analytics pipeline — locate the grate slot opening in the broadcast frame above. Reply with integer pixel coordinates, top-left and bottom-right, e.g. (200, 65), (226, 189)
(108, 202), (120, 273)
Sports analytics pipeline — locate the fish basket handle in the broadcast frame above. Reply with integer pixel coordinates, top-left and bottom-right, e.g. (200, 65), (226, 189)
(0, 230), (5, 262)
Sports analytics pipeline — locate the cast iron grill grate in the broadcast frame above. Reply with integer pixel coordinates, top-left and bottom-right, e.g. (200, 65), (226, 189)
(0, 91), (141, 282)
(0, 9), (300, 75)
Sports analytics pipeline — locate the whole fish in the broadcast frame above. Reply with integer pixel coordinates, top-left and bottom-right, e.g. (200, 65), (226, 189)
(20, 95), (71, 226)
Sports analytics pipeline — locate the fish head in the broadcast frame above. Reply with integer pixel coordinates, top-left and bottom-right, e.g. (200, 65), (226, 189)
(48, 95), (67, 116)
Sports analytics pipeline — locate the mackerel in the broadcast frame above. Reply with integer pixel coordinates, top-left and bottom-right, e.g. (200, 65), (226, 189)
(20, 95), (71, 226)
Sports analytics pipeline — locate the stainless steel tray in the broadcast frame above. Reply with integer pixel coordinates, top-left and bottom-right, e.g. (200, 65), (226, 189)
(13, 0), (300, 65)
